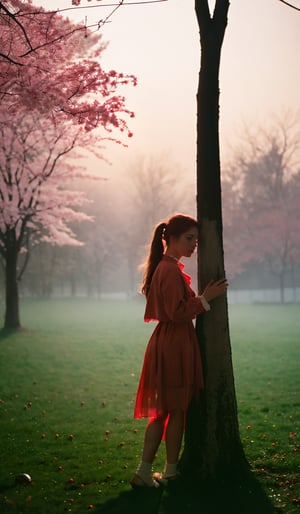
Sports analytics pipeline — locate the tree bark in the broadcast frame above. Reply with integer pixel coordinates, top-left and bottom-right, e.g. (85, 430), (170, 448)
(4, 230), (21, 329)
(180, 0), (248, 480)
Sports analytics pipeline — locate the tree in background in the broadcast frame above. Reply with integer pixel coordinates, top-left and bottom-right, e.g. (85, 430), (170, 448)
(122, 154), (195, 294)
(18, 178), (128, 298)
(221, 169), (257, 280)
(16, 157), (194, 299)
(68, 181), (124, 298)
(0, 1), (136, 329)
(223, 117), (300, 301)
(0, 1), (136, 124)
(21, 243), (67, 297)
(0, 108), (93, 328)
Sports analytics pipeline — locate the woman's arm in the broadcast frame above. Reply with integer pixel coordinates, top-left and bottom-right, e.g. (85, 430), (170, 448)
(161, 266), (208, 322)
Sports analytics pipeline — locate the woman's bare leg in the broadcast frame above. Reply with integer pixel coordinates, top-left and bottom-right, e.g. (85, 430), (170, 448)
(132, 416), (166, 486)
(164, 409), (184, 472)
(141, 416), (165, 463)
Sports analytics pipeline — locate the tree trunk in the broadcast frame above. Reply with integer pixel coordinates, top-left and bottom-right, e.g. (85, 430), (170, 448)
(96, 264), (102, 299)
(180, 0), (248, 479)
(291, 259), (296, 303)
(4, 230), (21, 329)
(279, 271), (285, 304)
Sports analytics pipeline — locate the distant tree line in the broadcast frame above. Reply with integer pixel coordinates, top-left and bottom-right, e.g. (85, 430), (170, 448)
(1, 0), (299, 332)
(1, 116), (299, 303)
(222, 115), (300, 302)
(1, 156), (195, 299)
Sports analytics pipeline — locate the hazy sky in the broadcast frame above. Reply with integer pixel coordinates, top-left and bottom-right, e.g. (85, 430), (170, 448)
(36, 0), (300, 183)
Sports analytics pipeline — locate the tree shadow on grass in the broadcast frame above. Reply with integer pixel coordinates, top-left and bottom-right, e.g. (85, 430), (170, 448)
(91, 472), (283, 514)
(94, 487), (164, 514)
(158, 473), (283, 514)
(0, 327), (30, 340)
(0, 328), (15, 341)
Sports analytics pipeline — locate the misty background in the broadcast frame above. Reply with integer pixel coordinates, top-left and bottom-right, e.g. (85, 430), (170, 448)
(1, 0), (299, 304)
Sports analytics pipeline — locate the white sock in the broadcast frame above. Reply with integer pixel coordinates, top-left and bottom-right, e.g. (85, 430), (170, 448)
(163, 462), (177, 478)
(135, 461), (153, 483)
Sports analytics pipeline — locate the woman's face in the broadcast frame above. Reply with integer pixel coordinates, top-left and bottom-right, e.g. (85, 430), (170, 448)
(170, 226), (198, 259)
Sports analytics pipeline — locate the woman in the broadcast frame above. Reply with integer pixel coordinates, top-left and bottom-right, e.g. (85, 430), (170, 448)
(131, 214), (228, 488)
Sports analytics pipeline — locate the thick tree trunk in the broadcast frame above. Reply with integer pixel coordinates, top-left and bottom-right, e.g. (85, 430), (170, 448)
(4, 231), (21, 329)
(180, 0), (248, 479)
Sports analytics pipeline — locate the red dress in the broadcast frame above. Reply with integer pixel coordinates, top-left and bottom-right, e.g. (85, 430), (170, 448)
(134, 255), (205, 420)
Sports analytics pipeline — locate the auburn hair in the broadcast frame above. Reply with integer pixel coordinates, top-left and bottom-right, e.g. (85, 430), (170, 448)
(141, 214), (199, 296)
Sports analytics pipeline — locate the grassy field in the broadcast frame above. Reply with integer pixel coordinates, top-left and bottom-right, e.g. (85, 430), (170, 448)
(0, 299), (299, 514)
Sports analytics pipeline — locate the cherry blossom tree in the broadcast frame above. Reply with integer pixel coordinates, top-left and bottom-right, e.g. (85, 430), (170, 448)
(0, 1), (136, 329)
(19, 178), (131, 298)
(224, 119), (300, 301)
(1, 109), (93, 328)
(221, 172), (256, 280)
(1, 1), (136, 128)
(250, 204), (300, 302)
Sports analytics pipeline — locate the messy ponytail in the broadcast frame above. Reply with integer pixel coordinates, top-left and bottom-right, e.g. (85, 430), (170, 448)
(141, 222), (166, 297)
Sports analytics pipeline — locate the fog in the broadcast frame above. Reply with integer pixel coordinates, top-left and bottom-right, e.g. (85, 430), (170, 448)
(2, 0), (300, 304)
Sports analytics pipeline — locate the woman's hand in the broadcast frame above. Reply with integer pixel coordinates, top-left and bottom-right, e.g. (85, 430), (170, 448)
(202, 278), (228, 302)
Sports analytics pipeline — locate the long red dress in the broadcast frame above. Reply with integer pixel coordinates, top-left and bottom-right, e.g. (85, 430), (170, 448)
(134, 255), (206, 420)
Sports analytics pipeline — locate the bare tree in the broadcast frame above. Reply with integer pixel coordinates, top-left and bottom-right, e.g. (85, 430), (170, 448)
(122, 154), (194, 293)
(180, 0), (249, 482)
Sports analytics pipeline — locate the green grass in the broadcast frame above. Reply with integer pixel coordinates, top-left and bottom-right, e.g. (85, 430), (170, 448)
(0, 300), (299, 513)
(229, 304), (300, 513)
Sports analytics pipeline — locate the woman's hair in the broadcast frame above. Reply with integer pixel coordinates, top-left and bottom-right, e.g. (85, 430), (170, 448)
(141, 214), (199, 296)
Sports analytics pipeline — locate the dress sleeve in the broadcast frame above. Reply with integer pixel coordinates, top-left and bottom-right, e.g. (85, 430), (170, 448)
(161, 265), (208, 322)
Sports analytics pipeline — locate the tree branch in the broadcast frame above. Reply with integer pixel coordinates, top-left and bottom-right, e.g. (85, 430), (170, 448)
(0, 2), (33, 51)
(195, 0), (211, 33)
(278, 0), (300, 11)
(17, 230), (31, 281)
(213, 0), (229, 45)
(1, 0), (168, 64)
(20, 24), (88, 57)
(96, 0), (124, 29)
(60, 0), (168, 13)
(213, 0), (230, 22)
(195, 0), (229, 47)
(0, 51), (23, 65)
